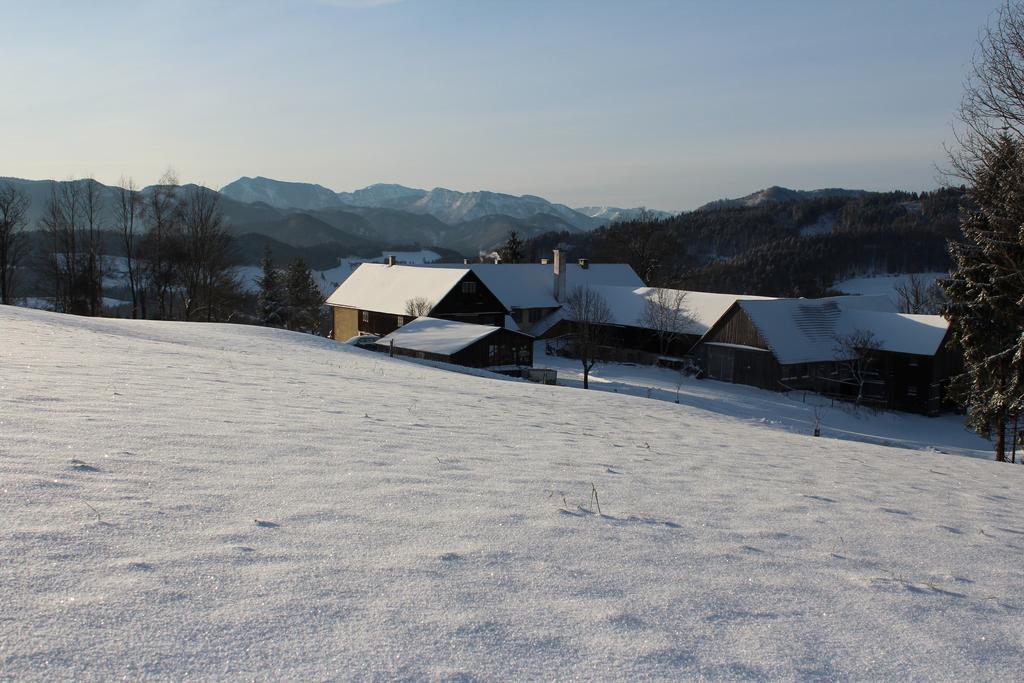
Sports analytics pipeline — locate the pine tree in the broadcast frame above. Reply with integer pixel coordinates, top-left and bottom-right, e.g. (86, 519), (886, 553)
(498, 230), (524, 264)
(284, 256), (325, 334)
(942, 134), (1024, 461)
(256, 249), (286, 328)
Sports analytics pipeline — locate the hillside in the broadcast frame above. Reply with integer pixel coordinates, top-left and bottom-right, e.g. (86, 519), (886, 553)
(2, 305), (1022, 679)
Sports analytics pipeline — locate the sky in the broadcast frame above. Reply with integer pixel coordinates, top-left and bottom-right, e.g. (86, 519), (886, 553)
(0, 0), (994, 210)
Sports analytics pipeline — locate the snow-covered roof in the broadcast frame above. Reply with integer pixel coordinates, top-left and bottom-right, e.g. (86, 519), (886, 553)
(735, 296), (947, 364)
(585, 286), (776, 334)
(427, 263), (644, 310)
(325, 263), (468, 316)
(374, 316), (506, 356)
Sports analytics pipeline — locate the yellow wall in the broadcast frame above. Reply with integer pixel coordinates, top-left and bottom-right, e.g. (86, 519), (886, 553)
(332, 307), (359, 341)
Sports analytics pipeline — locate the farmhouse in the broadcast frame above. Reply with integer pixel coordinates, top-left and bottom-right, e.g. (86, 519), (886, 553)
(692, 295), (957, 415)
(326, 259), (506, 341)
(326, 251), (644, 341)
(374, 316), (534, 369)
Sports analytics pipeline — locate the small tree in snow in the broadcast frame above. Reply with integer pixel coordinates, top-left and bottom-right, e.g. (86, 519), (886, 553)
(832, 329), (881, 406)
(284, 257), (325, 334)
(640, 288), (693, 356)
(404, 297), (433, 317)
(565, 285), (613, 389)
(894, 274), (945, 315)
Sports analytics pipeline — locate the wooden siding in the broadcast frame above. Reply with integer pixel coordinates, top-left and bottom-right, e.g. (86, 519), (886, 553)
(430, 271), (507, 327)
(332, 307), (359, 341)
(704, 306), (770, 350)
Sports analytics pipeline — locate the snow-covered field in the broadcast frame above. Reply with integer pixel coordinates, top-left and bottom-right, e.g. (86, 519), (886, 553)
(3, 306), (1024, 680)
(534, 343), (994, 459)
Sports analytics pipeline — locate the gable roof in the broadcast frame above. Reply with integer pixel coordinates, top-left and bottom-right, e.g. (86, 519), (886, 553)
(586, 286), (776, 334)
(325, 263), (469, 316)
(374, 316), (521, 356)
(733, 296), (947, 364)
(428, 262), (644, 310)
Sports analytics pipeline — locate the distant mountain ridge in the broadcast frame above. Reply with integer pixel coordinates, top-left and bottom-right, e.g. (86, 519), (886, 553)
(698, 186), (871, 211)
(219, 176), (665, 230)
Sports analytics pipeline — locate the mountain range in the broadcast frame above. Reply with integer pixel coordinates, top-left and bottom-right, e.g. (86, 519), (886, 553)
(2, 174), (886, 266)
(218, 176), (667, 229)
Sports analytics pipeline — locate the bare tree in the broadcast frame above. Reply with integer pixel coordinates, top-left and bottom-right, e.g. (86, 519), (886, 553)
(404, 297), (433, 317)
(81, 178), (105, 316)
(564, 285), (613, 389)
(40, 179), (90, 315)
(0, 182), (30, 305)
(894, 274), (946, 314)
(640, 287), (692, 356)
(116, 177), (142, 318)
(832, 329), (881, 406)
(178, 185), (237, 322)
(140, 170), (181, 319)
(950, 1), (1024, 183)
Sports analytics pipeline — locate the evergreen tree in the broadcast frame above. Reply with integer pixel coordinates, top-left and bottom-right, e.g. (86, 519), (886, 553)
(498, 230), (524, 264)
(256, 249), (286, 328)
(284, 256), (325, 334)
(942, 134), (1024, 461)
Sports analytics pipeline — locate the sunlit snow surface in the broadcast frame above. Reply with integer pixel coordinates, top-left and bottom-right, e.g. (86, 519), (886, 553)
(2, 306), (1023, 680)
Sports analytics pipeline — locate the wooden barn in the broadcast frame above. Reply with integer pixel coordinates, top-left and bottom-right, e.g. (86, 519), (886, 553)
(532, 286), (775, 363)
(326, 260), (507, 342)
(374, 317), (534, 369)
(692, 296), (958, 415)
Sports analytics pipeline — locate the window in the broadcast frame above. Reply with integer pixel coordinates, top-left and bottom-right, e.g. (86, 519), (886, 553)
(462, 281), (477, 294)
(907, 386), (918, 397)
(361, 311), (369, 323)
(396, 316), (405, 327)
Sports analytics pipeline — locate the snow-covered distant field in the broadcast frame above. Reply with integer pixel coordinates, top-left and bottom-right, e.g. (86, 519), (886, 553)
(3, 306), (1024, 680)
(834, 272), (947, 307)
(235, 249), (442, 296)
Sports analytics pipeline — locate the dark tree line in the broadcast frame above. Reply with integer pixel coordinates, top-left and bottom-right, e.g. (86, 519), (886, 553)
(523, 188), (965, 296)
(255, 249), (327, 334)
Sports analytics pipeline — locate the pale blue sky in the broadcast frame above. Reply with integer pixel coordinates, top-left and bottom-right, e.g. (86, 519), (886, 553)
(1, 0), (991, 209)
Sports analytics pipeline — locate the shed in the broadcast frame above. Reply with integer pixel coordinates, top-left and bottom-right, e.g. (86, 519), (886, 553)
(374, 317), (534, 369)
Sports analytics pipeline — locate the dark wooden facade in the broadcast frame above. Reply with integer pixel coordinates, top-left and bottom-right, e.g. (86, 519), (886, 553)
(386, 327), (533, 369)
(694, 304), (960, 416)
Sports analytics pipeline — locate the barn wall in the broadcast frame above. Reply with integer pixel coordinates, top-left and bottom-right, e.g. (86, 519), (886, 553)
(332, 307), (360, 342)
(452, 329), (534, 368)
(431, 272), (506, 327)
(706, 307), (769, 349)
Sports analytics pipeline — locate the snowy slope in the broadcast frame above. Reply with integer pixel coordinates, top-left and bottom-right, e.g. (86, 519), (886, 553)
(2, 306), (1024, 680)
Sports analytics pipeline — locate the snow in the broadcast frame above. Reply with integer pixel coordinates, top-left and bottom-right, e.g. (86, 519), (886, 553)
(588, 286), (775, 334)
(375, 316), (504, 356)
(3, 305), (1024, 680)
(534, 342), (993, 459)
(235, 251), (442, 296)
(325, 263), (466, 315)
(834, 272), (948, 307)
(450, 263), (644, 310)
(737, 296), (945, 365)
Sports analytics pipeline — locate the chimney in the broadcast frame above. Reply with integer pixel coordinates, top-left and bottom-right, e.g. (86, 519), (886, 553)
(578, 258), (589, 270)
(540, 258), (549, 265)
(463, 258), (470, 264)
(553, 249), (566, 302)
(386, 255), (397, 267)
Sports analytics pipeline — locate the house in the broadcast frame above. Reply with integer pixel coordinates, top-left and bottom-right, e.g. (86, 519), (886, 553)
(374, 316), (534, 369)
(533, 286), (776, 361)
(326, 257), (507, 341)
(692, 295), (958, 415)
(326, 251), (644, 341)
(450, 252), (643, 332)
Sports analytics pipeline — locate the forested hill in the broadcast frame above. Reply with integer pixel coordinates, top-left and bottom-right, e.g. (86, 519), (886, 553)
(522, 188), (965, 297)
